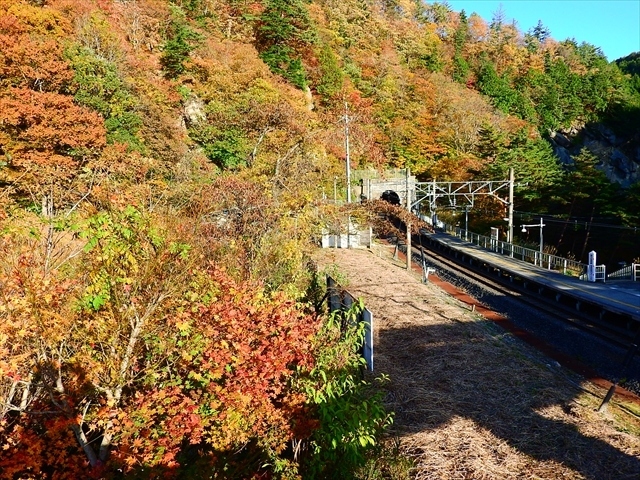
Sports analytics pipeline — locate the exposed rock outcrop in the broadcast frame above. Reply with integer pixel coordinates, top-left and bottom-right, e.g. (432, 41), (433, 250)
(551, 124), (640, 187)
(183, 94), (206, 127)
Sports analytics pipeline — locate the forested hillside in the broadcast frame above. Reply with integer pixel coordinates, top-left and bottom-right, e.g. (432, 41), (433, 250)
(1, 0), (640, 213)
(1, 0), (639, 477)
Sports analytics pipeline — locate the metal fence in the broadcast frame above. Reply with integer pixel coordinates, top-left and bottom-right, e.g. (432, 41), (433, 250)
(327, 276), (374, 371)
(440, 223), (587, 277)
(607, 263), (640, 281)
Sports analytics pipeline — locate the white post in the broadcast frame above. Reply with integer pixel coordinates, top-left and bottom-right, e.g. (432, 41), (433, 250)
(587, 251), (597, 282)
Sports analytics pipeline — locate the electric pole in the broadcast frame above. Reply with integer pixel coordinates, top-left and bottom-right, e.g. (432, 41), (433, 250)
(508, 167), (514, 247)
(406, 167), (411, 271)
(344, 102), (351, 203)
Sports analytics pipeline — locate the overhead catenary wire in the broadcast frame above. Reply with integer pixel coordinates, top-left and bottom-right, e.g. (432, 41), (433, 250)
(513, 211), (640, 232)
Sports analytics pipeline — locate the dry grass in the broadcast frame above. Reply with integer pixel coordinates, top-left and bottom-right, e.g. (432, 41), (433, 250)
(316, 246), (640, 480)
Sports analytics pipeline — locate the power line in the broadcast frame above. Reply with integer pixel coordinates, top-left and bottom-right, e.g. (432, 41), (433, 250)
(513, 211), (640, 232)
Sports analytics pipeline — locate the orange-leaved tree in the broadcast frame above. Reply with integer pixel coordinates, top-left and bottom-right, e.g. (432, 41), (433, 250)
(0, 0), (74, 89)
(0, 2), (106, 209)
(0, 87), (106, 206)
(111, 266), (318, 475)
(0, 207), (194, 475)
(0, 206), (321, 477)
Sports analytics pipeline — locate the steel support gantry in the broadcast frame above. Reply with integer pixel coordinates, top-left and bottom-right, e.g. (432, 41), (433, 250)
(413, 169), (515, 243)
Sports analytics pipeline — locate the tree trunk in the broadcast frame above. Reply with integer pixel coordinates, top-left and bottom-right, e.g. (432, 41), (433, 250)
(71, 423), (100, 468)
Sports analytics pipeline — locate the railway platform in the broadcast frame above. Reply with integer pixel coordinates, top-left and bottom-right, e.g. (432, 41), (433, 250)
(422, 232), (640, 324)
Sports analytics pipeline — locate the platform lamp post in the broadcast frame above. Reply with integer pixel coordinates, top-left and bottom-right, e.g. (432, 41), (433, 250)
(521, 217), (545, 266)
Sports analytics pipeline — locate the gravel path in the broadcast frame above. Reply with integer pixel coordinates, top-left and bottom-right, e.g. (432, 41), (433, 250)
(316, 245), (640, 480)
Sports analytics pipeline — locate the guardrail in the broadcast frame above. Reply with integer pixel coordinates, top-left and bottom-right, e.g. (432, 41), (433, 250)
(327, 276), (374, 371)
(439, 223), (586, 277)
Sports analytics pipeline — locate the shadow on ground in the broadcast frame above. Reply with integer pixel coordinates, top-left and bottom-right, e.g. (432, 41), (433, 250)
(375, 317), (640, 479)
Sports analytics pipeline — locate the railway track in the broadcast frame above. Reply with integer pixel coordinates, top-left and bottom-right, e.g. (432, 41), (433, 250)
(394, 232), (640, 398)
(412, 234), (636, 348)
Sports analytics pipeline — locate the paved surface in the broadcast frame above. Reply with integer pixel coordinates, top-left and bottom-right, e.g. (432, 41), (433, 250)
(426, 232), (640, 321)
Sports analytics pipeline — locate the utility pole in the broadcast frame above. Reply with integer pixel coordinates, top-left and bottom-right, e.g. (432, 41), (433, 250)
(344, 102), (351, 203)
(464, 206), (469, 241)
(508, 167), (514, 246)
(406, 167), (411, 271)
(431, 178), (437, 226)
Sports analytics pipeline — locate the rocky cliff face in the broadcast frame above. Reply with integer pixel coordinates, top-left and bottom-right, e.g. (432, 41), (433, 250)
(551, 125), (640, 187)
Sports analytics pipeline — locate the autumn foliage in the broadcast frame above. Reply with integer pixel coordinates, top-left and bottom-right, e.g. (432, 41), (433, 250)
(0, 88), (106, 197)
(0, 208), (321, 477)
(1, 0), (639, 477)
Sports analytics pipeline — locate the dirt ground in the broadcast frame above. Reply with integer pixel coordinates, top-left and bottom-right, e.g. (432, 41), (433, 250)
(315, 245), (640, 480)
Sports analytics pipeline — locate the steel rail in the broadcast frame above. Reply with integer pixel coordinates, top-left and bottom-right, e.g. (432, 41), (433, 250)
(409, 235), (637, 348)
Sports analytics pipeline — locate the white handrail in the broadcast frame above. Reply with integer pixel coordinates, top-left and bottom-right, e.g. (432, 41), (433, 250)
(438, 222), (586, 276)
(607, 263), (640, 281)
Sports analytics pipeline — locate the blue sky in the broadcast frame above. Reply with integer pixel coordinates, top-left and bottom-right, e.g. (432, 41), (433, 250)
(445, 0), (640, 61)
